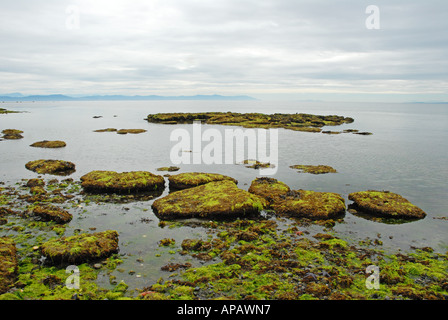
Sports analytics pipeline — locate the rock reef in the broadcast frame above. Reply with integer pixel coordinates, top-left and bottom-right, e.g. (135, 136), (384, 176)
(146, 112), (354, 132)
(290, 165), (337, 174)
(30, 140), (66, 148)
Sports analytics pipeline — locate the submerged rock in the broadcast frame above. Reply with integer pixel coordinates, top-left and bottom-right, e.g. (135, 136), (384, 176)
(290, 165), (337, 174)
(241, 159), (275, 170)
(273, 190), (346, 220)
(168, 172), (238, 190)
(94, 128), (117, 132)
(33, 205), (73, 224)
(80, 170), (165, 193)
(25, 159), (76, 176)
(152, 180), (267, 220)
(30, 140), (66, 148)
(248, 177), (290, 205)
(348, 190), (426, 220)
(0, 237), (18, 294)
(40, 230), (119, 265)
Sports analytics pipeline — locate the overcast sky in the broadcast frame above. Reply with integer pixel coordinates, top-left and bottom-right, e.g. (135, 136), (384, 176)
(1, 0), (447, 102)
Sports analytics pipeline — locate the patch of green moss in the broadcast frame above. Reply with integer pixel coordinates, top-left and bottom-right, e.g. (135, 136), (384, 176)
(290, 164), (337, 174)
(168, 172), (237, 190)
(25, 160), (76, 176)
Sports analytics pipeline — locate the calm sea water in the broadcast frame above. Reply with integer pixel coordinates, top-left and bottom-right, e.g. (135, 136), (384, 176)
(1, 100), (447, 291)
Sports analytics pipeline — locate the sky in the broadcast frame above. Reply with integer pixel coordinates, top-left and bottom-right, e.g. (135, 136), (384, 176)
(1, 0), (447, 102)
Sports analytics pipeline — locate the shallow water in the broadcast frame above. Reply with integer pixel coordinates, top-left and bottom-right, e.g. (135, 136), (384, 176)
(1, 100), (447, 292)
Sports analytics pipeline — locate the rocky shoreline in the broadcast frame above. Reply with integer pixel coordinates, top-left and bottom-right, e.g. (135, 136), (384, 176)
(0, 110), (446, 301)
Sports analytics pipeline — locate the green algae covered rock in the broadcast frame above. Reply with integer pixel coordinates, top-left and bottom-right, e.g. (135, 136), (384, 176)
(152, 180), (267, 220)
(33, 205), (73, 224)
(168, 172), (238, 190)
(290, 165), (337, 174)
(146, 112), (354, 132)
(348, 190), (426, 220)
(80, 170), (165, 194)
(2, 129), (23, 140)
(248, 177), (290, 205)
(30, 140), (66, 148)
(40, 230), (119, 265)
(0, 237), (18, 294)
(273, 190), (346, 220)
(25, 159), (76, 176)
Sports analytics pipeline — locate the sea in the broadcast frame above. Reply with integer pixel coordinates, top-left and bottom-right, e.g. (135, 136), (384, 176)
(0, 100), (447, 291)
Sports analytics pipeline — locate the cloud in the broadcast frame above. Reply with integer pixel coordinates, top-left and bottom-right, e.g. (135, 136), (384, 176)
(0, 0), (447, 101)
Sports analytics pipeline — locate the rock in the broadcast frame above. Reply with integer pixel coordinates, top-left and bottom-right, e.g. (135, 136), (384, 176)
(289, 165), (337, 174)
(40, 230), (119, 265)
(116, 129), (147, 134)
(353, 132), (373, 135)
(80, 170), (165, 194)
(241, 159), (275, 169)
(168, 172), (238, 190)
(248, 177), (290, 205)
(348, 190), (426, 220)
(273, 190), (346, 220)
(156, 166), (180, 172)
(2, 129), (23, 139)
(0, 237), (18, 294)
(146, 112), (354, 132)
(26, 178), (45, 188)
(152, 180), (267, 220)
(94, 128), (117, 132)
(33, 205), (73, 224)
(25, 159), (76, 176)
(30, 140), (66, 148)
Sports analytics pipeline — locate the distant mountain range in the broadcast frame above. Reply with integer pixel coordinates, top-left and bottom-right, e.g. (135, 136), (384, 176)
(0, 93), (256, 101)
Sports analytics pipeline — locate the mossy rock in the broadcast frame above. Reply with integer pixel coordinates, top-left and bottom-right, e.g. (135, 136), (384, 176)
(2, 129), (23, 139)
(152, 180), (267, 220)
(116, 129), (147, 134)
(33, 205), (73, 224)
(40, 230), (119, 265)
(30, 140), (66, 148)
(290, 165), (337, 174)
(80, 170), (165, 194)
(273, 190), (346, 220)
(146, 112), (354, 132)
(25, 159), (76, 176)
(0, 237), (18, 294)
(348, 190), (426, 220)
(168, 172), (238, 190)
(26, 178), (45, 188)
(157, 166), (180, 172)
(248, 177), (290, 205)
(242, 159), (275, 170)
(94, 128), (117, 132)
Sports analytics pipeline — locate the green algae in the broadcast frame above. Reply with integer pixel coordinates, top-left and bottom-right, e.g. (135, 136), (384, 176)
(248, 177), (290, 205)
